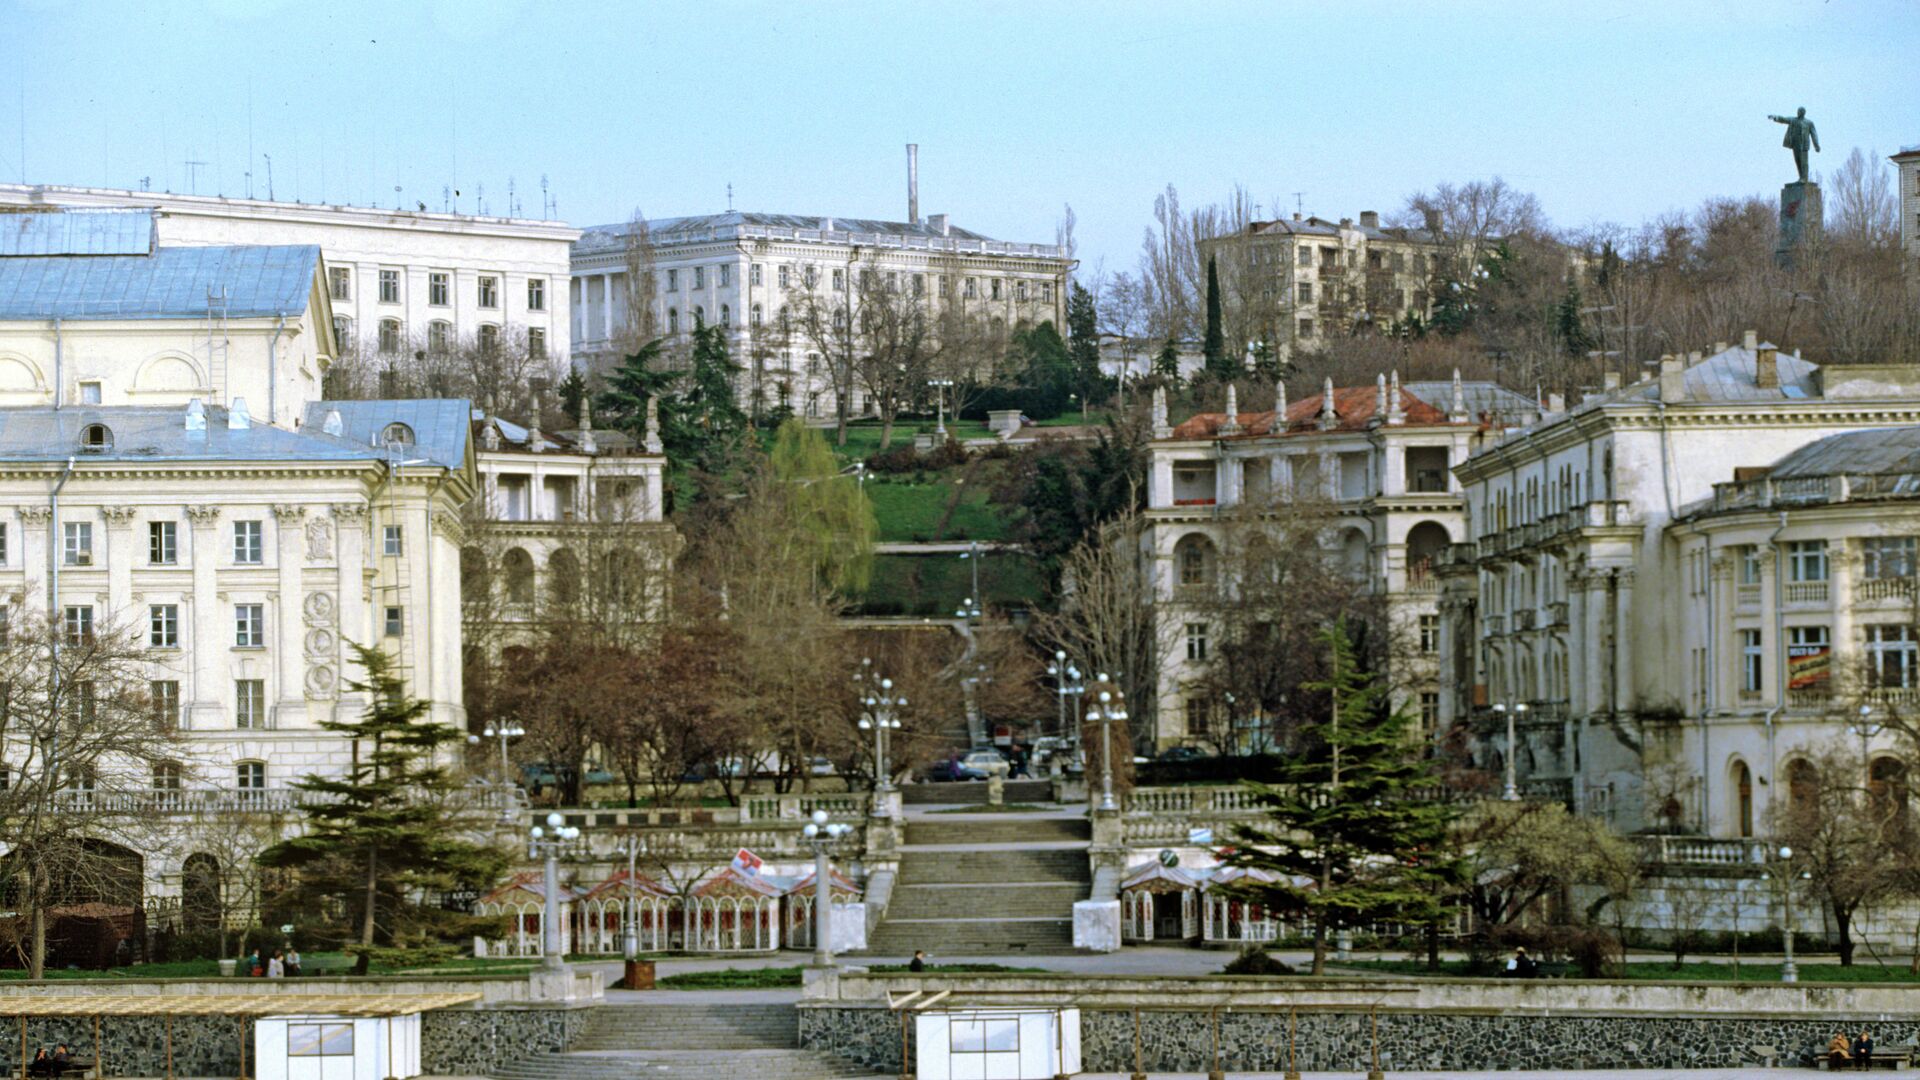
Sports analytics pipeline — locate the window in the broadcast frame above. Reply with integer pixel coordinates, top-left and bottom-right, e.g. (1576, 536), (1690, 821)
(693, 305), (705, 325)
(913, 274), (925, 297)
(236, 758), (267, 790)
(718, 264), (731, 287)
(1419, 614), (1440, 654)
(777, 265), (790, 289)
(667, 309), (679, 334)
(1419, 691), (1440, 739)
(693, 266), (705, 289)
(1868, 625), (1918, 689)
(1788, 540), (1828, 582)
(1297, 282), (1314, 304)
(384, 606), (403, 637)
(750, 264), (763, 286)
(331, 316), (352, 354)
(478, 275), (499, 309)
(81, 422), (111, 451)
(234, 604), (264, 648)
(832, 269), (845, 292)
(526, 277), (546, 311)
(0, 522), (6, 564)
(150, 680), (179, 730)
(750, 303), (762, 327)
(666, 268), (678, 292)
(233, 520), (263, 564)
(329, 266), (351, 301)
(1185, 622), (1210, 662)
(1740, 629), (1764, 693)
(964, 278), (978, 299)
(1298, 318), (1315, 339)
(383, 525), (404, 556)
(428, 272), (450, 306)
(1175, 535), (1215, 587)
(379, 319), (402, 353)
(1863, 536), (1918, 580)
(1041, 281), (1053, 302)
(379, 269), (400, 303)
(990, 279), (1002, 300)
(149, 604), (178, 648)
(720, 304), (731, 327)
(153, 761), (181, 791)
(235, 683), (265, 730)
(428, 320), (450, 353)
(64, 605), (92, 645)
(528, 327), (546, 358)
(1016, 281), (1029, 301)
(288, 1024), (352, 1058)
(478, 323), (500, 351)
(1184, 696), (1213, 736)
(63, 521), (92, 566)
(803, 265), (818, 288)
(1737, 545), (1762, 585)
(1298, 246), (1312, 267)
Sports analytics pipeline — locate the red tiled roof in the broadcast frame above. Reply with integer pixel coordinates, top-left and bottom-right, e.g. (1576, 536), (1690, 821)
(1168, 386), (1451, 439)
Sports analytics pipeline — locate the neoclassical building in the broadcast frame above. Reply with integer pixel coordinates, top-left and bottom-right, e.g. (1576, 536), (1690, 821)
(570, 209), (1071, 416)
(1141, 373), (1539, 751)
(0, 182), (579, 366)
(1442, 335), (1920, 835)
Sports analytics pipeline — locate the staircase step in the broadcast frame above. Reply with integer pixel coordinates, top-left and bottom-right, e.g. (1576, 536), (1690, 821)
(903, 817), (1088, 845)
(896, 849), (1089, 883)
(900, 779), (1054, 805)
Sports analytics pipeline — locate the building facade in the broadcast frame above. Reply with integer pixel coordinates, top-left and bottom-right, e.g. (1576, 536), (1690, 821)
(569, 211), (1071, 416)
(1199, 211), (1444, 363)
(1895, 144), (1920, 271)
(0, 183), (579, 369)
(1141, 373), (1539, 751)
(1443, 335), (1920, 835)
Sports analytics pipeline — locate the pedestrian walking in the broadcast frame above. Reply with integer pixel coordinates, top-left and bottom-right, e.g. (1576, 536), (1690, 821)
(1503, 947), (1539, 978)
(909, 950), (927, 972)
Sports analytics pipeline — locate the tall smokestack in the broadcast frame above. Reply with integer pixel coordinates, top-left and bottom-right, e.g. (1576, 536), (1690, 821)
(907, 143), (920, 225)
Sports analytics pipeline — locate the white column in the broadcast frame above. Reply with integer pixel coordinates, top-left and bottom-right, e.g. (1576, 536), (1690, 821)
(17, 507), (49, 618)
(272, 505), (306, 724)
(185, 505), (224, 729)
(333, 505), (370, 722)
(600, 273), (615, 342)
(1613, 570), (1636, 714)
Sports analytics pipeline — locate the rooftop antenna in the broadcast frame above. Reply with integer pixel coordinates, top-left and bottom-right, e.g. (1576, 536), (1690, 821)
(1293, 192), (1305, 217)
(245, 80), (254, 198)
(393, 184), (402, 210)
(139, 176), (150, 192)
(508, 176), (517, 217)
(726, 182), (733, 211)
(540, 174), (550, 220)
(442, 185), (451, 213)
(477, 182), (486, 216)
(184, 159), (206, 195)
(263, 154), (273, 201)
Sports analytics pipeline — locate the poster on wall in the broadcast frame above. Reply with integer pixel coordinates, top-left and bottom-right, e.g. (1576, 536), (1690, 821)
(1788, 643), (1831, 689)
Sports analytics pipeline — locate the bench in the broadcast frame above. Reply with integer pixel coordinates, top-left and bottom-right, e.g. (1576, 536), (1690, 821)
(1819, 1044), (1914, 1070)
(26, 1056), (97, 1080)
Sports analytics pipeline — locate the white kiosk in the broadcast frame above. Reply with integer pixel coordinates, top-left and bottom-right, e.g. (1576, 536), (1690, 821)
(913, 1008), (1080, 1080)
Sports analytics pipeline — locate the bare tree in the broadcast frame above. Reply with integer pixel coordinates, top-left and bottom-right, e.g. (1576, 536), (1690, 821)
(621, 210), (661, 351)
(1828, 148), (1899, 249)
(0, 614), (184, 977)
(1770, 742), (1910, 966)
(1037, 506), (1170, 747)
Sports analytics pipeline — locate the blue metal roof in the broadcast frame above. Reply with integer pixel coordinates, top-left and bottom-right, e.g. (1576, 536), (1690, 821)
(0, 405), (374, 463)
(0, 210), (154, 256)
(0, 244), (320, 321)
(302, 399), (472, 471)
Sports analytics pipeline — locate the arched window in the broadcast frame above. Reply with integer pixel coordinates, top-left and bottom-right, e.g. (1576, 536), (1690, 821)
(602, 549), (650, 612)
(181, 853), (222, 934)
(694, 305), (706, 326)
(750, 303), (763, 327)
(379, 319), (403, 354)
(720, 304), (731, 328)
(460, 545), (490, 605)
(1339, 529), (1370, 583)
(381, 422), (415, 447)
(502, 548), (535, 605)
(1787, 758), (1819, 813)
(1405, 521), (1452, 588)
(332, 315), (353, 354)
(667, 309), (679, 334)
(80, 423), (113, 452)
(1173, 533), (1217, 589)
(428, 320), (452, 353)
(1871, 756), (1908, 824)
(548, 548), (581, 608)
(1731, 759), (1753, 838)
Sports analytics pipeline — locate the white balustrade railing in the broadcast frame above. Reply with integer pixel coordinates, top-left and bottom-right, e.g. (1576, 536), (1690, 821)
(1639, 835), (1766, 866)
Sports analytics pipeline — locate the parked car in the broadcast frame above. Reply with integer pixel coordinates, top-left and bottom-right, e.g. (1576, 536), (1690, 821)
(924, 758), (987, 782)
(960, 748), (1009, 775)
(1157, 745), (1209, 763)
(808, 756), (837, 776)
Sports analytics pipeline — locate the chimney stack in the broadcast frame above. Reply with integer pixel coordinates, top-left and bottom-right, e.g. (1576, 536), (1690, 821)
(1360, 210), (1380, 229)
(1547, 392), (1566, 413)
(1422, 208), (1441, 233)
(1755, 341), (1780, 389)
(1320, 377), (1338, 430)
(1602, 371), (1622, 392)
(928, 213), (949, 236)
(1387, 370), (1405, 424)
(1658, 354), (1686, 403)
(907, 144), (920, 225)
(1743, 329), (1759, 353)
(1220, 383), (1241, 436)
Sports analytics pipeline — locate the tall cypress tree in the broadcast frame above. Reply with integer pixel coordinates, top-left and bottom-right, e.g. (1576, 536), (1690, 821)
(258, 644), (507, 972)
(1225, 620), (1463, 974)
(1202, 254), (1228, 377)
(1066, 282), (1103, 412)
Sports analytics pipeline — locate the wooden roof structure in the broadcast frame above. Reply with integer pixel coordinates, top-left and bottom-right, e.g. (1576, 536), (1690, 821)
(0, 992), (480, 1017)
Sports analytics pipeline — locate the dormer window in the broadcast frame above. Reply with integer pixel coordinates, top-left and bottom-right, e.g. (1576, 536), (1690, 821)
(80, 424), (112, 453)
(381, 422), (415, 448)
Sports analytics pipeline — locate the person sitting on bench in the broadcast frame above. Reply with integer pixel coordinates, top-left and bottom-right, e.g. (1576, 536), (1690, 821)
(1830, 1032), (1854, 1070)
(27, 1049), (53, 1077)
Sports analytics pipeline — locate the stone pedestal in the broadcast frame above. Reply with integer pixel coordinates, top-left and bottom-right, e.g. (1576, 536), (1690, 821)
(1776, 180), (1823, 267)
(1072, 899), (1121, 952)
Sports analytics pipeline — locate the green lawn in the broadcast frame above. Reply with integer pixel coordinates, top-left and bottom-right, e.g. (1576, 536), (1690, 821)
(856, 552), (1044, 617)
(864, 477), (1019, 543)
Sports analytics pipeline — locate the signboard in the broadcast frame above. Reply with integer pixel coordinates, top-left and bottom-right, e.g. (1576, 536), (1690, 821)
(1788, 643), (1831, 689)
(994, 725), (1013, 747)
(1187, 827), (1213, 846)
(730, 849), (763, 876)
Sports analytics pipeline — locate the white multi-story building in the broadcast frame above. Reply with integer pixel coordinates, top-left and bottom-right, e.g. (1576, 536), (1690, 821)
(570, 208), (1071, 417)
(0, 182), (579, 367)
(1141, 373), (1539, 751)
(1894, 144), (1920, 270)
(1443, 334), (1920, 835)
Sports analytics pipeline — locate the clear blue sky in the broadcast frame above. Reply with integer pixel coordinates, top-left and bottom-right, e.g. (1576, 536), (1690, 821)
(5, 0), (1917, 277)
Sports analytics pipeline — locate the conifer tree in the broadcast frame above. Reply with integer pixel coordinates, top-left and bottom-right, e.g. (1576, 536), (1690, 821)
(1202, 254), (1228, 377)
(259, 644), (506, 972)
(1225, 619), (1463, 974)
(1153, 338), (1181, 381)
(1066, 282), (1104, 411)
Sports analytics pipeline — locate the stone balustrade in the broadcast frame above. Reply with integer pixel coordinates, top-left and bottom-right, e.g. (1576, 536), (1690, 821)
(51, 785), (528, 817)
(1637, 834), (1767, 866)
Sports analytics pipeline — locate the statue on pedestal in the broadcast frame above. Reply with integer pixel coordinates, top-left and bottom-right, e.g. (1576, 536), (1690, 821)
(1769, 107), (1821, 183)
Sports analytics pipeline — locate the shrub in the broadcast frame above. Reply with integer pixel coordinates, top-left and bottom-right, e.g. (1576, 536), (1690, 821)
(925, 439), (969, 470)
(864, 444), (921, 474)
(1222, 947), (1294, 976)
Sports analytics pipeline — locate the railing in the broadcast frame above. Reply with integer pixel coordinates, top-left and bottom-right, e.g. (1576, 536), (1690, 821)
(1856, 577), (1918, 602)
(1438, 542), (1478, 569)
(1513, 609), (1537, 631)
(741, 793), (868, 822)
(1708, 472), (1920, 512)
(1783, 581), (1829, 604)
(1546, 601), (1568, 627)
(1126, 786), (1262, 815)
(1525, 700), (1570, 724)
(1483, 614), (1506, 636)
(1638, 835), (1766, 866)
(1519, 777), (1573, 806)
(1869, 687), (1920, 707)
(49, 785), (529, 817)
(1736, 583), (1762, 608)
(584, 222), (1068, 259)
(1787, 688), (1832, 708)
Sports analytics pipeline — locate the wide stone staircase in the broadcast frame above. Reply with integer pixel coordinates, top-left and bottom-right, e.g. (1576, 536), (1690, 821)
(900, 778), (1054, 805)
(865, 814), (1090, 955)
(492, 1003), (887, 1080)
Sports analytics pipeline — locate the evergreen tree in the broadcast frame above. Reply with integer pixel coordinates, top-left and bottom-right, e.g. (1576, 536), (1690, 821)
(1225, 620), (1463, 974)
(1556, 280), (1595, 357)
(558, 368), (587, 425)
(258, 644), (507, 972)
(1066, 283), (1105, 411)
(1202, 255), (1229, 377)
(685, 315), (750, 449)
(1011, 320), (1075, 419)
(1153, 338), (1182, 381)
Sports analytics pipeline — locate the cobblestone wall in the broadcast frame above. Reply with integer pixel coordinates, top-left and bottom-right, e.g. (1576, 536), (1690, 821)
(801, 1005), (1920, 1072)
(0, 1007), (587, 1078)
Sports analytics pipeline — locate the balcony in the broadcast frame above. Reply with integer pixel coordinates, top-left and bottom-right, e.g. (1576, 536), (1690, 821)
(1519, 777), (1573, 807)
(1787, 688), (1832, 708)
(1483, 614), (1506, 636)
(1547, 601), (1569, 628)
(1869, 687), (1920, 708)
(1856, 577), (1917, 603)
(1783, 581), (1829, 604)
(1736, 583), (1762, 609)
(1638, 835), (1766, 867)
(1513, 609), (1537, 631)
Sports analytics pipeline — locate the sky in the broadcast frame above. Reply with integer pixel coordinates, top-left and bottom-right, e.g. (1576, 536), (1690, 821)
(4, 0), (1918, 278)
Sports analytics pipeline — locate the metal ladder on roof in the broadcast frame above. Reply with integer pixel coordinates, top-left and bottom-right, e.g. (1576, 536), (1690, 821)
(202, 286), (230, 407)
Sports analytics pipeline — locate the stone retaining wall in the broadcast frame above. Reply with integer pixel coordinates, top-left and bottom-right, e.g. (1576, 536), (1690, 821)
(0, 1007), (588, 1078)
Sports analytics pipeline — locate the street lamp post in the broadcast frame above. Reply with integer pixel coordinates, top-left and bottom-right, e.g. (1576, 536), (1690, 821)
(929, 378), (954, 438)
(957, 542), (984, 621)
(468, 724), (526, 822)
(856, 658), (906, 808)
(1492, 702), (1527, 801)
(1047, 652), (1085, 742)
(802, 809), (854, 967)
(621, 835), (641, 960)
(528, 812), (581, 970)
(1777, 844), (1798, 983)
(1089, 686), (1128, 813)
(1850, 703), (1883, 777)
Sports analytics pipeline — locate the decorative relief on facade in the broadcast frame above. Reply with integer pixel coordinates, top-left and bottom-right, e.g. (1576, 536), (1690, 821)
(100, 506), (138, 524)
(301, 589), (338, 699)
(272, 504), (306, 522)
(304, 516), (335, 563)
(184, 505), (222, 526)
(16, 506), (50, 524)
